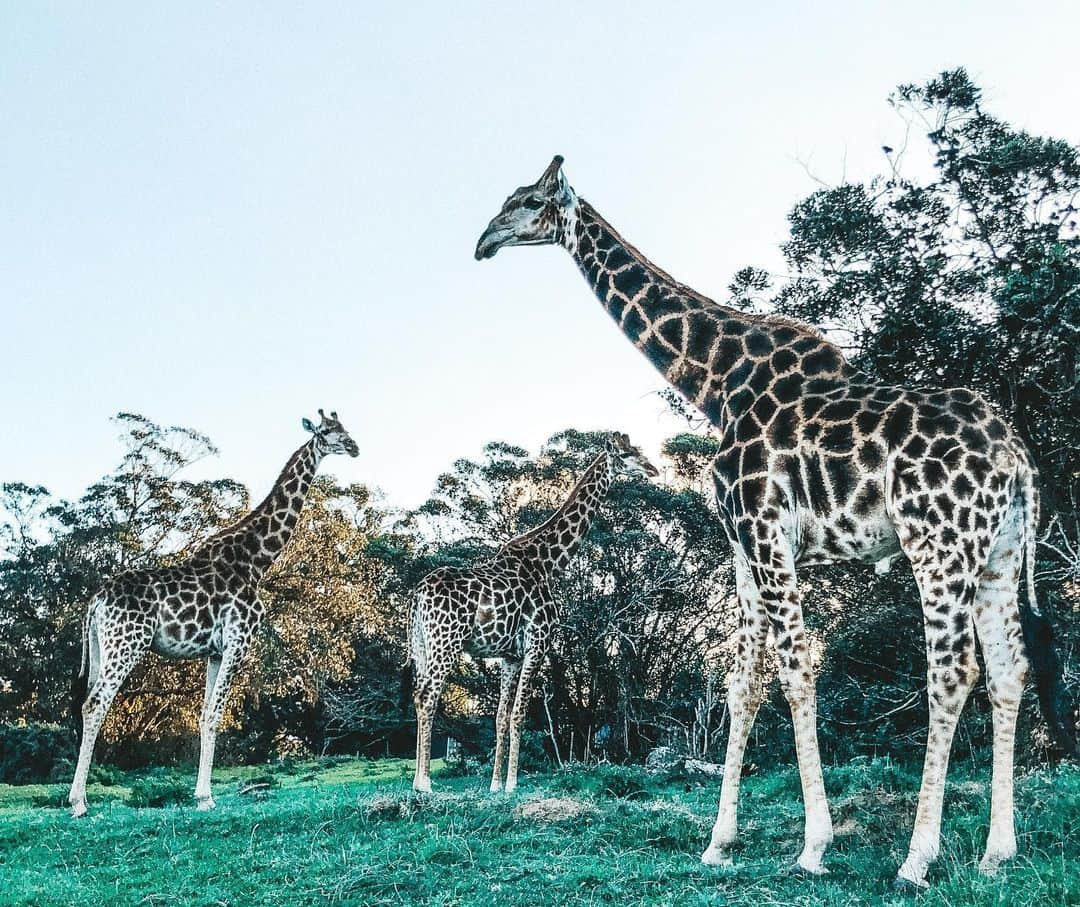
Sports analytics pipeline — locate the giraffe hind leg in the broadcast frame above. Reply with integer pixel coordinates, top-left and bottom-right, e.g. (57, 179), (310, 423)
(896, 555), (981, 888)
(971, 505), (1027, 875)
(412, 666), (449, 794)
(68, 610), (148, 817)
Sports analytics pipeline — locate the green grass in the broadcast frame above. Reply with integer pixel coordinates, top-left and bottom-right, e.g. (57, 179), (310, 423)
(0, 755), (1076, 906)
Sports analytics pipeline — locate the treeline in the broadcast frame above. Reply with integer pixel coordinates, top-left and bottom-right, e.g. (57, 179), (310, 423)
(1, 68), (1077, 781)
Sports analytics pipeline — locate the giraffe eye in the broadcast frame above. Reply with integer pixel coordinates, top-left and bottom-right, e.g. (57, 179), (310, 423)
(522, 197), (545, 210)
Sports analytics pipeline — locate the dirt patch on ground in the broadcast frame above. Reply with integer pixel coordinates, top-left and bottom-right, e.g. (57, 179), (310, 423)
(515, 796), (595, 824)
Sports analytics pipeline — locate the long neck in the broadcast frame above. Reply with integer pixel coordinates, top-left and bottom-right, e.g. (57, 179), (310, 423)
(509, 450), (613, 577)
(562, 200), (836, 427)
(230, 439), (323, 576)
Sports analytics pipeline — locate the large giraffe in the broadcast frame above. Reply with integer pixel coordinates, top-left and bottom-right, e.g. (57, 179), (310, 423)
(409, 433), (657, 795)
(475, 157), (1076, 888)
(68, 410), (358, 817)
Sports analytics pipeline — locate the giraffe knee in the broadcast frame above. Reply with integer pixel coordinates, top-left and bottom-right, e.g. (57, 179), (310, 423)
(777, 658), (815, 708)
(727, 678), (762, 717)
(929, 662), (979, 710)
(987, 659), (1027, 710)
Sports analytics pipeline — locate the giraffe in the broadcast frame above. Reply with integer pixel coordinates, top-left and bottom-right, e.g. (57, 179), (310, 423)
(474, 156), (1076, 888)
(67, 409), (358, 817)
(409, 432), (658, 795)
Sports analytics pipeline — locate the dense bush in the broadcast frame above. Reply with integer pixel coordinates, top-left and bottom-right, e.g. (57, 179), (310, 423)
(0, 724), (73, 784)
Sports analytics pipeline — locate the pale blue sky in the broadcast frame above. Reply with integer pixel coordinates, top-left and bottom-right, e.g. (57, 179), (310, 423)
(3, 2), (1079, 509)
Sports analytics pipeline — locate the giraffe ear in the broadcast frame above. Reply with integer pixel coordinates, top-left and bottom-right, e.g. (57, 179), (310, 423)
(538, 154), (565, 190)
(554, 167), (573, 206)
(301, 417), (316, 433)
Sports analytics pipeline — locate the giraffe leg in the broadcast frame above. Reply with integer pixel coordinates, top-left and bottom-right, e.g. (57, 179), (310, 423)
(413, 665), (449, 794)
(896, 557), (980, 888)
(504, 647), (544, 794)
(194, 643), (246, 810)
(194, 654), (223, 808)
(702, 553), (768, 866)
(971, 510), (1027, 875)
(491, 658), (522, 793)
(764, 577), (833, 875)
(68, 624), (145, 817)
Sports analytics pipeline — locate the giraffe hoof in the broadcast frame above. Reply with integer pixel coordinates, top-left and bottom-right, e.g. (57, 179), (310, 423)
(892, 876), (929, 894)
(489, 782), (504, 794)
(978, 850), (1014, 876)
(69, 801), (87, 819)
(700, 845), (734, 867)
(788, 861), (828, 878)
(195, 796), (216, 811)
(412, 780), (432, 794)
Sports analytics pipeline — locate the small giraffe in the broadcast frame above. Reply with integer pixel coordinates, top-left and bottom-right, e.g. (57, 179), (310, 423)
(475, 157), (1075, 887)
(410, 433), (658, 795)
(68, 410), (358, 817)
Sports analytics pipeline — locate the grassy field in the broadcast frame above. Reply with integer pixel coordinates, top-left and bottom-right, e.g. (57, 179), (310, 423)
(0, 755), (1076, 906)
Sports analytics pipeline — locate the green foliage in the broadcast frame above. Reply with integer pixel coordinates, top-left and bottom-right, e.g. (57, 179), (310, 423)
(126, 770), (191, 808)
(0, 725), (72, 784)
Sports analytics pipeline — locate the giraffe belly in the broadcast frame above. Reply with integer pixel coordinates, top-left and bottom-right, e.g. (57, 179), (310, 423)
(464, 624), (524, 659)
(794, 507), (901, 568)
(150, 622), (217, 659)
(463, 601), (524, 659)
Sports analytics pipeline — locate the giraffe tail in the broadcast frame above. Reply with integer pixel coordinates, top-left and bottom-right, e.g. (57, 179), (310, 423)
(1015, 460), (1078, 759)
(71, 598), (96, 747)
(401, 593), (426, 716)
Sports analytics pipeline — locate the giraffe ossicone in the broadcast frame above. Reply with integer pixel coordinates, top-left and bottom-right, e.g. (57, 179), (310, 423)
(67, 409), (358, 818)
(409, 433), (658, 796)
(476, 156), (1076, 885)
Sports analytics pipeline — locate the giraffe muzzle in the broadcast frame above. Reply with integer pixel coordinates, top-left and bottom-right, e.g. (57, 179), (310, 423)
(475, 226), (509, 260)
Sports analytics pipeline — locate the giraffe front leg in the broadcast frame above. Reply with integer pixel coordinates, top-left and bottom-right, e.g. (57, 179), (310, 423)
(195, 654), (223, 809)
(195, 643), (247, 811)
(702, 555), (768, 867)
(504, 648), (543, 795)
(768, 592), (833, 875)
(491, 659), (521, 793)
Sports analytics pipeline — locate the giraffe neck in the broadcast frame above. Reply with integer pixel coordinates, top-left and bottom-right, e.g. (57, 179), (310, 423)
(509, 450), (613, 578)
(561, 199), (833, 427)
(216, 439), (323, 578)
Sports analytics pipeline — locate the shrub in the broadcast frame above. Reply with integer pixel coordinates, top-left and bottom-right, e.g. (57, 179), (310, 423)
(127, 770), (191, 808)
(0, 724), (73, 784)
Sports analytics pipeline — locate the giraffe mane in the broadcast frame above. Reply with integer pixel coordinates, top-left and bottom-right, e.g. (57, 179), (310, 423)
(577, 200), (833, 348)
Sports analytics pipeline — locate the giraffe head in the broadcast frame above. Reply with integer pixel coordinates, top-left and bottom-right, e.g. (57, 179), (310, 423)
(474, 155), (577, 260)
(605, 432), (659, 480)
(301, 409), (359, 457)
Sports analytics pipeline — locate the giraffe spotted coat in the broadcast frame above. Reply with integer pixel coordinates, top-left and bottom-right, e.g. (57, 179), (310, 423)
(67, 411), (358, 817)
(410, 434), (657, 794)
(476, 156), (1056, 888)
